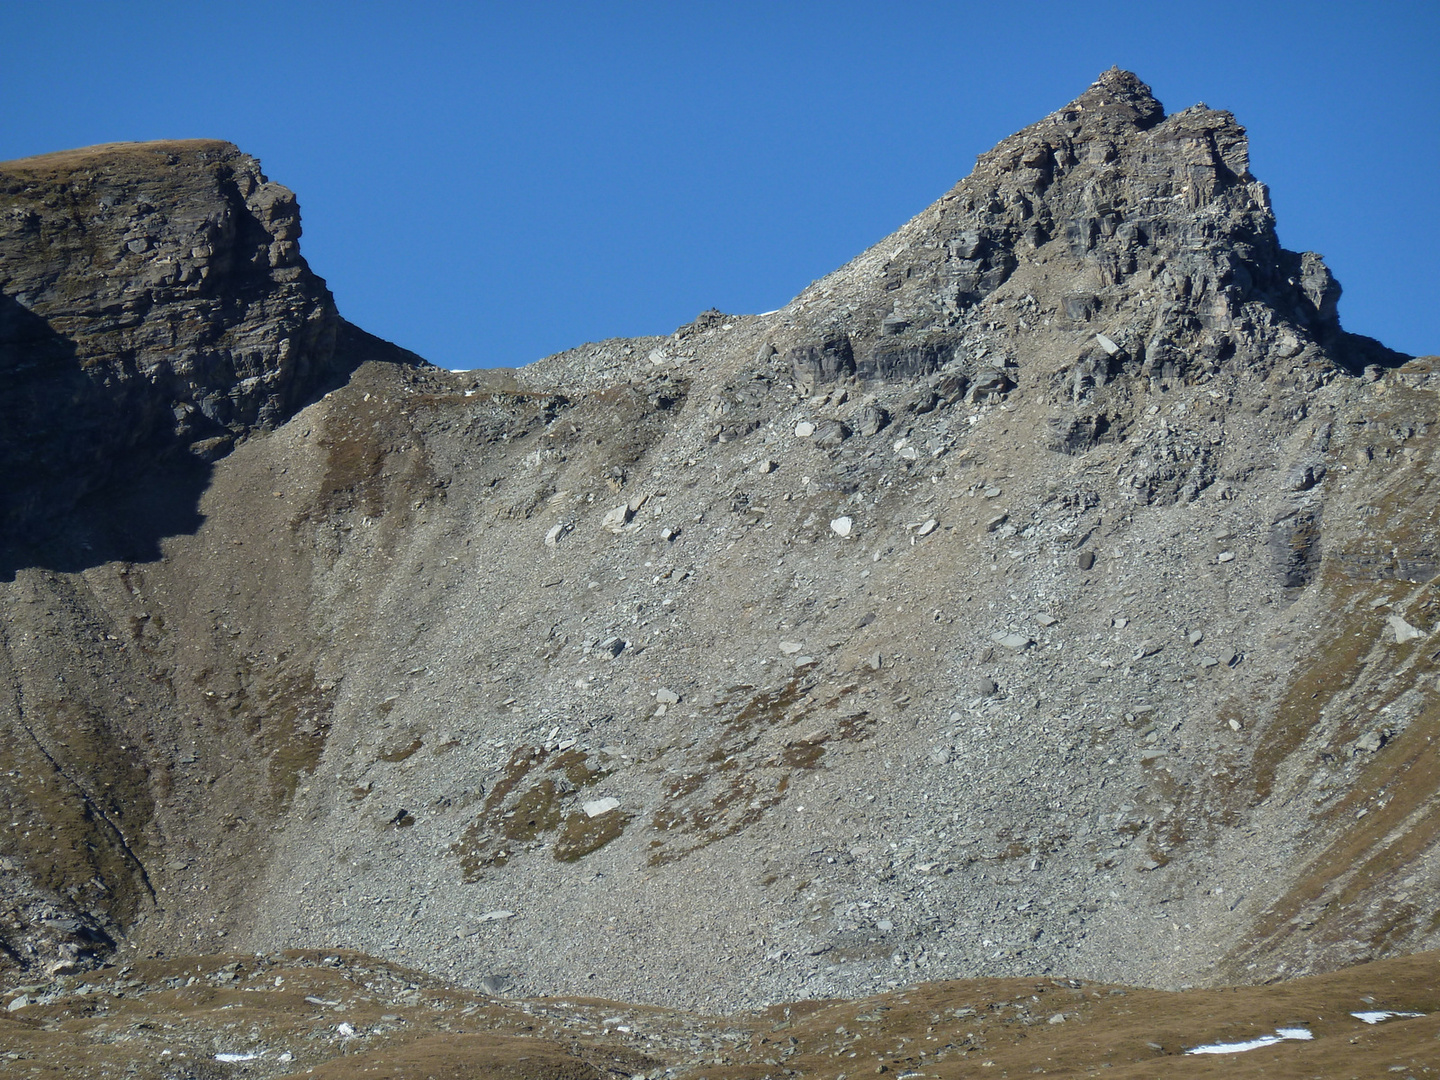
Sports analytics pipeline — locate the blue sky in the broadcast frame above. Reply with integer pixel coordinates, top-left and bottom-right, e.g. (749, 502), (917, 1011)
(3, 2), (1436, 368)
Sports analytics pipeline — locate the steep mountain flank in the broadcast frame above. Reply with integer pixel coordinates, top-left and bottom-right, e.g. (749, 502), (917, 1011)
(1, 72), (1437, 1018)
(0, 140), (419, 563)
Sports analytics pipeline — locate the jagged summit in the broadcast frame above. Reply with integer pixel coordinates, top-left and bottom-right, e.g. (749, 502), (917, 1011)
(1050, 66), (1168, 131)
(770, 67), (1403, 421)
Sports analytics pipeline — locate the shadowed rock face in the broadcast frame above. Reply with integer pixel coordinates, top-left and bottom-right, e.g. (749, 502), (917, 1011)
(2, 73), (1438, 1017)
(0, 140), (415, 552)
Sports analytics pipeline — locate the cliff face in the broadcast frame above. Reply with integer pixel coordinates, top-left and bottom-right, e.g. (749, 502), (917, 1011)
(1, 73), (1437, 1011)
(0, 140), (409, 548)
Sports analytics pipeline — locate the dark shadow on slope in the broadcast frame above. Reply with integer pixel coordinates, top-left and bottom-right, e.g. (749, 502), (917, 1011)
(0, 454), (213, 581)
(0, 296), (426, 581)
(334, 318), (430, 372)
(1335, 330), (1412, 374)
(0, 293), (212, 581)
(285, 317), (431, 412)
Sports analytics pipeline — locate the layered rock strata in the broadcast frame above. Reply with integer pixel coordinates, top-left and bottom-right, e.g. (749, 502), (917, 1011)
(0, 140), (417, 543)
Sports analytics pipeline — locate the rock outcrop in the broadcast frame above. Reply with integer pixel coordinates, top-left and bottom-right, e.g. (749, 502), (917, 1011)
(781, 68), (1401, 403)
(0, 140), (419, 550)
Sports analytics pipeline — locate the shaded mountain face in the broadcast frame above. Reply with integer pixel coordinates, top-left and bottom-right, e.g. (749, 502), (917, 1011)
(0, 140), (417, 564)
(1, 71), (1436, 1013)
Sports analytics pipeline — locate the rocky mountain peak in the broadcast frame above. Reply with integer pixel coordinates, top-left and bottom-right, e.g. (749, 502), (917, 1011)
(1053, 65), (1167, 131)
(766, 69), (1402, 468)
(0, 140), (420, 556)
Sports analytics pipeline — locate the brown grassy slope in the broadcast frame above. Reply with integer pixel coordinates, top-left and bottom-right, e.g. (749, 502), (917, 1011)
(1, 949), (1437, 1079)
(0, 139), (238, 172)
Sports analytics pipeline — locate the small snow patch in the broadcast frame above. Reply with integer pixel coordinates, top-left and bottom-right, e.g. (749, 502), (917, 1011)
(1352, 1010), (1425, 1024)
(1185, 1027), (1313, 1055)
(215, 1052), (258, 1062)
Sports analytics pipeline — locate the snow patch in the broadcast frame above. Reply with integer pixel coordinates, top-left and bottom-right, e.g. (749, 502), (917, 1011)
(1185, 1027), (1314, 1055)
(1352, 1010), (1425, 1024)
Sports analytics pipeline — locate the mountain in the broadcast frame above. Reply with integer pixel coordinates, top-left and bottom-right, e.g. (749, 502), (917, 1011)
(2, 69), (1437, 1029)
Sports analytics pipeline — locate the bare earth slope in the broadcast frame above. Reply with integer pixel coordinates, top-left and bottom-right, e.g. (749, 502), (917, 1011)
(3, 71), (1439, 1031)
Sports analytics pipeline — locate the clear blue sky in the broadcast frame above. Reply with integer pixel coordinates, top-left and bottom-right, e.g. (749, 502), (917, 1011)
(3, 2), (1436, 367)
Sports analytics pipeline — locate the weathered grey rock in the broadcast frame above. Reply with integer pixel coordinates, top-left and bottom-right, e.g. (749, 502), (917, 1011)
(788, 334), (854, 389)
(601, 504), (633, 533)
(1270, 508), (1322, 587)
(860, 337), (958, 381)
(813, 420), (852, 448)
(1049, 414), (1111, 454)
(856, 403), (891, 437)
(1287, 462), (1326, 492)
(1387, 615), (1425, 643)
(477, 974), (512, 995)
(969, 367), (1012, 401)
(1354, 730), (1386, 754)
(992, 632), (1032, 651)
